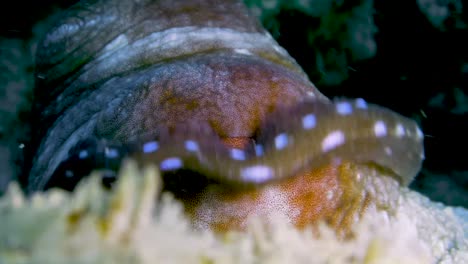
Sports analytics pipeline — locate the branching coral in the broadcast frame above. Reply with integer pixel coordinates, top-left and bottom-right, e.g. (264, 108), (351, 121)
(1, 161), (466, 263)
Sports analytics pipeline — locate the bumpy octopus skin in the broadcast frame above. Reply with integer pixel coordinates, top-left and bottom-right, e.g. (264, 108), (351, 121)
(27, 0), (424, 232)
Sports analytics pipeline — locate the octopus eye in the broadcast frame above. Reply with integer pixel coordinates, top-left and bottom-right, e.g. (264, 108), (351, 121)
(44, 138), (126, 191)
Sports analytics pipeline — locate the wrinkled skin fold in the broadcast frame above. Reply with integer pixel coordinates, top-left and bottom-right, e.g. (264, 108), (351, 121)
(26, 0), (424, 233)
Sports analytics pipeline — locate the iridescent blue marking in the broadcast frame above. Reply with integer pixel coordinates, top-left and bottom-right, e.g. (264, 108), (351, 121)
(374, 121), (387, 138)
(230, 148), (246, 160)
(78, 150), (89, 159)
(322, 130), (345, 152)
(184, 140), (199, 152)
(274, 133), (289, 150)
(143, 141), (159, 153)
(105, 147), (119, 158)
(336, 102), (353, 115)
(255, 144), (264, 156)
(302, 113), (317, 130)
(355, 98), (368, 109)
(160, 157), (183, 171)
(240, 165), (274, 183)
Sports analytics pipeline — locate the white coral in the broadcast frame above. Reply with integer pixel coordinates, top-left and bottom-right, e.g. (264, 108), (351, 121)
(0, 160), (466, 263)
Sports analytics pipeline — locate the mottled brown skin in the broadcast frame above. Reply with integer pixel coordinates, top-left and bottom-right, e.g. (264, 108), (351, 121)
(182, 144), (371, 236)
(184, 163), (344, 230)
(104, 52), (315, 141)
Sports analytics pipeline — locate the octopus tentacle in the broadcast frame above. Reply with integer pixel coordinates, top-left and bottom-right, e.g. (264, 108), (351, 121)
(130, 98), (423, 187)
(47, 98), (423, 190)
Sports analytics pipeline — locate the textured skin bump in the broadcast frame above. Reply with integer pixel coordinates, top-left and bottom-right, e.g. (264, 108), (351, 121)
(29, 0), (424, 234)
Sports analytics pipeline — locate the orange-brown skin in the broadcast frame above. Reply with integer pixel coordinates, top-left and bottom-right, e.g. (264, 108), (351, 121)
(177, 132), (371, 235)
(185, 163), (340, 231)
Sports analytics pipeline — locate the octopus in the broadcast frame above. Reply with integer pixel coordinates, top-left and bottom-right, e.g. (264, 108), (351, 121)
(25, 0), (424, 234)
